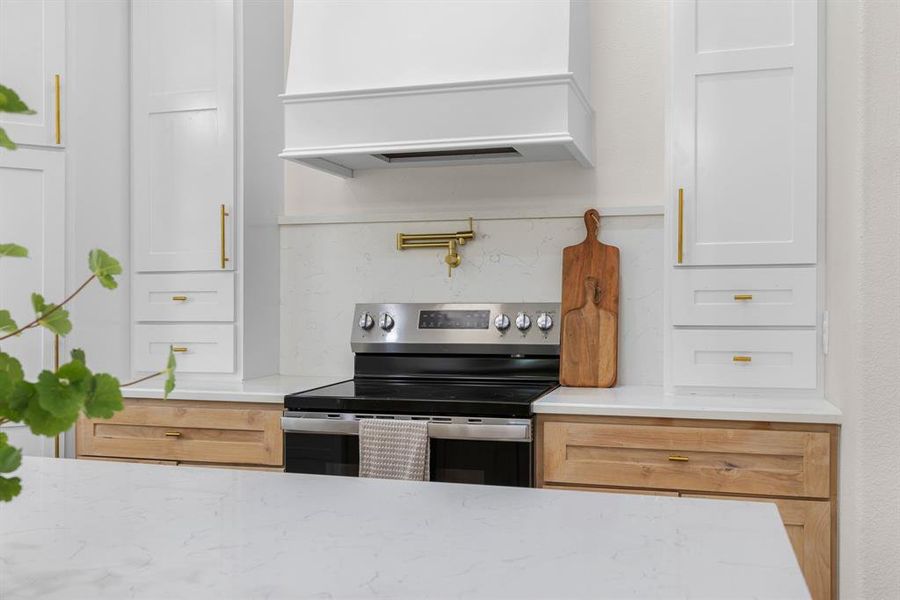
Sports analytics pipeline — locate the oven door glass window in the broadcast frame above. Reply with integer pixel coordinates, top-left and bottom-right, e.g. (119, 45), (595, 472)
(286, 433), (360, 477)
(429, 439), (531, 487)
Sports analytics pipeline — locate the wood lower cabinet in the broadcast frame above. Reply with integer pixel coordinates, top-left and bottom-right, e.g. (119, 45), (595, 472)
(536, 414), (838, 600)
(76, 399), (283, 470)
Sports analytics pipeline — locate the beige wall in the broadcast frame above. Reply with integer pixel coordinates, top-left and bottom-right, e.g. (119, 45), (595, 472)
(282, 1), (668, 218)
(826, 2), (900, 598)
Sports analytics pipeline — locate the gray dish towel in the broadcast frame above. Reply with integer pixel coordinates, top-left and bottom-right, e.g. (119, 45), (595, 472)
(358, 419), (430, 481)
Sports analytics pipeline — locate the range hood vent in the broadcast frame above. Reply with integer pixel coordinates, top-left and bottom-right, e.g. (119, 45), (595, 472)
(373, 147), (521, 164)
(281, 0), (594, 178)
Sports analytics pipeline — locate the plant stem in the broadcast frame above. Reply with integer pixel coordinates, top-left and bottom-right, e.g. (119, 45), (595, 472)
(0, 417), (8, 427)
(0, 275), (96, 342)
(120, 371), (163, 388)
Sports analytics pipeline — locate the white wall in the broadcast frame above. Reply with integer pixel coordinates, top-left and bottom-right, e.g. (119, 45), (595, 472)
(825, 2), (900, 598)
(283, 0), (668, 218)
(62, 0), (131, 456)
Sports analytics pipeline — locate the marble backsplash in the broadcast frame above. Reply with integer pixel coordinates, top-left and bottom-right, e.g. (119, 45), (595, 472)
(280, 215), (663, 385)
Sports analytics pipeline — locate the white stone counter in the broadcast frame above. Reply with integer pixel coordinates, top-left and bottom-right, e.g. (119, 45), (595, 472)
(0, 457), (809, 599)
(533, 385), (842, 424)
(123, 374), (349, 404)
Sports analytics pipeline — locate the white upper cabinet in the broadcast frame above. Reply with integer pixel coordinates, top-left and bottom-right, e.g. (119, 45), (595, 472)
(0, 0), (65, 147)
(132, 0), (234, 272)
(672, 0), (818, 266)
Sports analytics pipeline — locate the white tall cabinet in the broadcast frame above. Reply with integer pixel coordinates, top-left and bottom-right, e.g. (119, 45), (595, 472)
(667, 0), (822, 393)
(130, 0), (282, 380)
(0, 0), (68, 456)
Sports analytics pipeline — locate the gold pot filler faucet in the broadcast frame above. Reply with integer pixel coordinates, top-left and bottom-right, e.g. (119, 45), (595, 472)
(396, 217), (475, 277)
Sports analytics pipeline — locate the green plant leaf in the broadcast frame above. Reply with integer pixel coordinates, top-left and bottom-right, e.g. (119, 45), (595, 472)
(1, 379), (31, 423)
(0, 475), (22, 502)
(58, 359), (91, 387)
(0, 310), (18, 335)
(70, 348), (86, 364)
(163, 346), (177, 400)
(0, 84), (35, 115)
(0, 432), (22, 474)
(20, 381), (76, 436)
(88, 249), (122, 290)
(0, 352), (25, 419)
(35, 370), (84, 419)
(83, 373), (123, 419)
(0, 127), (14, 151)
(0, 352), (23, 386)
(0, 243), (27, 258)
(31, 293), (72, 337)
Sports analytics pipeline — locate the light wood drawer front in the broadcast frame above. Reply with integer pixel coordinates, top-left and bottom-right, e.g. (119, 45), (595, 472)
(671, 329), (817, 389)
(684, 495), (831, 600)
(77, 401), (282, 466)
(133, 323), (234, 373)
(134, 272), (234, 322)
(542, 421), (830, 498)
(672, 267), (816, 326)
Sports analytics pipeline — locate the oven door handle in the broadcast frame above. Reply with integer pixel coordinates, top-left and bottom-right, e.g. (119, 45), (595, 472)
(280, 417), (531, 442)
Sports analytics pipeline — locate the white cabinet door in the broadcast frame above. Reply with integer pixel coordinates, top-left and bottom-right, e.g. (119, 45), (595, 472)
(672, 0), (818, 266)
(0, 148), (65, 456)
(0, 0), (66, 147)
(132, 0), (234, 272)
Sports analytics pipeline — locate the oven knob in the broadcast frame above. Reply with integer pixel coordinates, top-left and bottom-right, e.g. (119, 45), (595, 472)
(515, 312), (531, 331)
(358, 312), (375, 330)
(536, 312), (553, 332)
(378, 313), (395, 331)
(494, 313), (511, 331)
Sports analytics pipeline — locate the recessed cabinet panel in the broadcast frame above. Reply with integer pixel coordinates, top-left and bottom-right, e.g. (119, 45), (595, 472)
(673, 0), (817, 265)
(0, 0), (65, 146)
(672, 329), (817, 389)
(133, 272), (235, 322)
(696, 0), (793, 53)
(132, 0), (234, 272)
(672, 267), (816, 326)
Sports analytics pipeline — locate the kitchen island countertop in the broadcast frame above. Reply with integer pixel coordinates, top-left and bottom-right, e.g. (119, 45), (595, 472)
(1, 457), (809, 599)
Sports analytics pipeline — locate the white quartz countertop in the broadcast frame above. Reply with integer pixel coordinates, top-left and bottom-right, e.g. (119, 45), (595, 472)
(123, 374), (349, 404)
(1, 457), (808, 599)
(533, 385), (842, 424)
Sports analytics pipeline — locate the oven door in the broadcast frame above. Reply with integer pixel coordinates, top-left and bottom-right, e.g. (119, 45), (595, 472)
(282, 412), (533, 487)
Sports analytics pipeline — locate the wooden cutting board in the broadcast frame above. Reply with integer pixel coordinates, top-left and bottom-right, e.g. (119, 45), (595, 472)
(559, 209), (620, 387)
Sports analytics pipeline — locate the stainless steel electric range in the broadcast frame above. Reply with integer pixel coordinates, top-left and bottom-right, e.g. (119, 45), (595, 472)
(283, 303), (560, 487)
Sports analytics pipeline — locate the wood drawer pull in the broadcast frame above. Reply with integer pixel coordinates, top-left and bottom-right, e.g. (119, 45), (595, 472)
(172, 347), (188, 353)
(732, 355), (752, 363)
(164, 431), (182, 438)
(733, 294), (753, 301)
(668, 455), (689, 462)
(171, 295), (188, 302)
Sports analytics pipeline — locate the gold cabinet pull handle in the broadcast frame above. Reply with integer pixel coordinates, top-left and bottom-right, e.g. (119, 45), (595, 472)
(164, 431), (182, 438)
(54, 74), (61, 144)
(220, 204), (230, 269)
(732, 355), (752, 363)
(677, 188), (684, 264)
(172, 346), (188, 353)
(171, 295), (188, 302)
(734, 294), (753, 301)
(668, 455), (689, 462)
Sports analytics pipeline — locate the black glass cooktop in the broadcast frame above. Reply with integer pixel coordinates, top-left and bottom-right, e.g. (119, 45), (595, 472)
(284, 378), (557, 418)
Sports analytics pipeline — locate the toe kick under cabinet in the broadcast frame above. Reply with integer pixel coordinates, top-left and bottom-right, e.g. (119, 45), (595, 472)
(76, 399), (284, 471)
(536, 415), (838, 600)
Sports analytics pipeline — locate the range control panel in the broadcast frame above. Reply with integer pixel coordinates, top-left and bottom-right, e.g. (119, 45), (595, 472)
(351, 303), (560, 355)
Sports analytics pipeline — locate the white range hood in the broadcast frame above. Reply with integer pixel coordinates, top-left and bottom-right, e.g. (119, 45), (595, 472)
(281, 0), (593, 177)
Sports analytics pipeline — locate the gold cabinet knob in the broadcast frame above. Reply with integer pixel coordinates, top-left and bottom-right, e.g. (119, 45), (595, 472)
(172, 347), (188, 353)
(733, 294), (753, 301)
(668, 455), (689, 462)
(171, 295), (188, 302)
(164, 431), (182, 438)
(732, 355), (752, 363)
